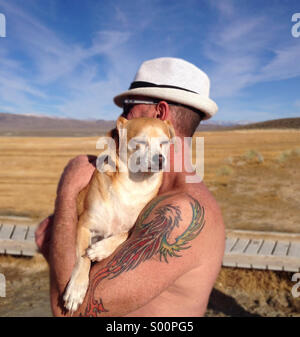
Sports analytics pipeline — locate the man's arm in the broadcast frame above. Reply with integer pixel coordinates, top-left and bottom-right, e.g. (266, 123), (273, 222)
(48, 155), (96, 311)
(51, 192), (210, 317)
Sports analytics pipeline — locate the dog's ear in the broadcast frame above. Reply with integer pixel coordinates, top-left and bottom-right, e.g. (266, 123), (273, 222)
(164, 120), (176, 139)
(107, 127), (119, 153)
(116, 117), (128, 146)
(116, 116), (128, 130)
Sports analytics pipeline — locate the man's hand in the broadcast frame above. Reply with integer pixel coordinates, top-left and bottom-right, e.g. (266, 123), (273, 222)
(35, 155), (96, 262)
(35, 215), (54, 261)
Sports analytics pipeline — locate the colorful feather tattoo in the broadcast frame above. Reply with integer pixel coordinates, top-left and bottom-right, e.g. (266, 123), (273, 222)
(82, 193), (205, 316)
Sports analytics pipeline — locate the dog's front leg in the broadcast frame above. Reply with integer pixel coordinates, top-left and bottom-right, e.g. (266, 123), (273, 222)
(87, 232), (128, 262)
(63, 218), (91, 313)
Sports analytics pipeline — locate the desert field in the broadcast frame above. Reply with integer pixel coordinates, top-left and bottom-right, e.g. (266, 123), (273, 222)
(0, 129), (300, 316)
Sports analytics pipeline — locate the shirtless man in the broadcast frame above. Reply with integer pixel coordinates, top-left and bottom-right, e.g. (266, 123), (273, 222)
(35, 57), (225, 317)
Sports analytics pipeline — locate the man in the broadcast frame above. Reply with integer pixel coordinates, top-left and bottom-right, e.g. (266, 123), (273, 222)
(35, 57), (225, 317)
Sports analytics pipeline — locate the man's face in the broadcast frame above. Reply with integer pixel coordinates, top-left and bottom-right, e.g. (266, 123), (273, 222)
(121, 97), (157, 120)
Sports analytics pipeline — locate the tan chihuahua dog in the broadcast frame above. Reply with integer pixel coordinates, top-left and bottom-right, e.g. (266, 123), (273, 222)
(63, 117), (175, 312)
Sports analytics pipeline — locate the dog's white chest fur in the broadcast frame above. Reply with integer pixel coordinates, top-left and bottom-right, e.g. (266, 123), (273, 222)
(88, 175), (160, 239)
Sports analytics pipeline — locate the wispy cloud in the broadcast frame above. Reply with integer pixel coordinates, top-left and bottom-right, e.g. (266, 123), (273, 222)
(205, 0), (300, 98)
(256, 44), (300, 82)
(0, 1), (152, 118)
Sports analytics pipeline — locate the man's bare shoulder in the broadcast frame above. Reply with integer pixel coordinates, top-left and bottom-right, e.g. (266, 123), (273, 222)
(157, 183), (224, 231)
(134, 187), (225, 264)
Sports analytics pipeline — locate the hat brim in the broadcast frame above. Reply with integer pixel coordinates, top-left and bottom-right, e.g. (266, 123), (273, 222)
(113, 87), (218, 120)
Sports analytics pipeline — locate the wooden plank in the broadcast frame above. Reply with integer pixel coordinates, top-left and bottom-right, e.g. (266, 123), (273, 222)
(5, 244), (22, 255)
(25, 226), (36, 241)
(0, 224), (15, 253)
(248, 239), (269, 269)
(6, 225), (28, 255)
(272, 241), (290, 257)
(222, 261), (237, 268)
(244, 239), (263, 255)
(225, 237), (238, 253)
(230, 238), (250, 254)
(0, 224), (3, 254)
(3, 225), (26, 255)
(223, 254), (300, 272)
(223, 230), (300, 272)
(226, 229), (300, 241)
(23, 225), (37, 256)
(288, 242), (300, 258)
(0, 224), (37, 256)
(251, 262), (268, 270)
(0, 224), (15, 239)
(258, 239), (277, 256)
(10, 225), (27, 241)
(0, 240), (37, 256)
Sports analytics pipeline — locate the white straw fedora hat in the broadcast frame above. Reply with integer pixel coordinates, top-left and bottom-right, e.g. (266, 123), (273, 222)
(114, 57), (218, 120)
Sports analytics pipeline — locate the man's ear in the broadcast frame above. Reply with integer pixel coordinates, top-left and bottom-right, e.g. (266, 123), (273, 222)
(164, 120), (176, 139)
(155, 101), (170, 120)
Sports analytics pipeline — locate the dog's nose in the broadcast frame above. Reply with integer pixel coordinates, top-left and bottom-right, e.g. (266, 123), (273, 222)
(152, 154), (165, 170)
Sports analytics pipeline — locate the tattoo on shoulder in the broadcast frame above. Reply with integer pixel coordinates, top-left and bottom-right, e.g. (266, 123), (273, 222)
(82, 193), (205, 316)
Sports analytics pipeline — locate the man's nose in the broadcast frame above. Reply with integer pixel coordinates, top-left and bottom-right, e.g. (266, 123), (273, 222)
(152, 154), (165, 169)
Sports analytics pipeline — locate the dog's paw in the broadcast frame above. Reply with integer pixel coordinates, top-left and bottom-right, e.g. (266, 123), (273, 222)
(86, 241), (110, 262)
(63, 275), (89, 313)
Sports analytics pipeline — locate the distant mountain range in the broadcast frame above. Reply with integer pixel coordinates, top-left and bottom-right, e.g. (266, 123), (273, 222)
(0, 112), (299, 136)
(0, 112), (115, 136)
(230, 117), (300, 130)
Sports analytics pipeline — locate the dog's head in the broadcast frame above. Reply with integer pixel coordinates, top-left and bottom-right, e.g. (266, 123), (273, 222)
(116, 116), (175, 173)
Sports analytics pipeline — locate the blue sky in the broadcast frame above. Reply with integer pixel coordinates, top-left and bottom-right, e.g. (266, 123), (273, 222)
(0, 0), (299, 122)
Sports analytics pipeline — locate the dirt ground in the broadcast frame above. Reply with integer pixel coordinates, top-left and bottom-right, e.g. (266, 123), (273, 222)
(0, 129), (300, 317)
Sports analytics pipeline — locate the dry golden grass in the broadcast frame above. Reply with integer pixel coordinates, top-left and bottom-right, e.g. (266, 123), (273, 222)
(0, 129), (300, 233)
(0, 137), (99, 221)
(195, 129), (300, 233)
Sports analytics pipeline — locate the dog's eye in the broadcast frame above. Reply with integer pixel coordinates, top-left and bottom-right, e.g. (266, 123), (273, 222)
(134, 139), (147, 145)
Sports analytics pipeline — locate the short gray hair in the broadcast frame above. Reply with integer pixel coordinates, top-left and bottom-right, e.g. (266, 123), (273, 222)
(169, 104), (205, 137)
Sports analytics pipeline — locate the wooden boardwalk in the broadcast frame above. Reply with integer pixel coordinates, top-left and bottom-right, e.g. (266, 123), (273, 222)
(224, 229), (300, 272)
(0, 223), (37, 256)
(0, 223), (300, 272)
